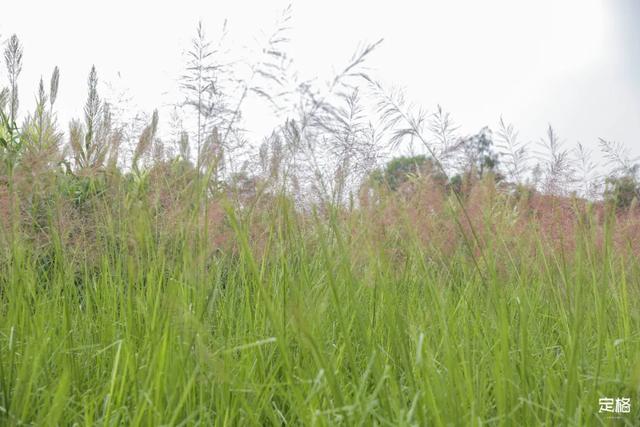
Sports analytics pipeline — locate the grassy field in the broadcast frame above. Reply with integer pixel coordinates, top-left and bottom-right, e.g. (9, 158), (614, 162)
(0, 17), (639, 425)
(0, 173), (638, 426)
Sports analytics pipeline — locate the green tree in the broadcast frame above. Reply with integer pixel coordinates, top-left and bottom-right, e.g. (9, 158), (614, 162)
(459, 126), (499, 178)
(373, 155), (446, 191)
(604, 170), (639, 209)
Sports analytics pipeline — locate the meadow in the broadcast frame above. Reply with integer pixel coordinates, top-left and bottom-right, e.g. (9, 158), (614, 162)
(0, 14), (640, 425)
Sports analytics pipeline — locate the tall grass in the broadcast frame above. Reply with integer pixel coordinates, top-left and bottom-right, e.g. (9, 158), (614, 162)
(0, 174), (638, 425)
(1, 12), (640, 425)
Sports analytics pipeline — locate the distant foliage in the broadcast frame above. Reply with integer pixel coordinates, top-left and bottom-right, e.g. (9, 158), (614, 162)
(605, 172), (639, 209)
(371, 155), (445, 191)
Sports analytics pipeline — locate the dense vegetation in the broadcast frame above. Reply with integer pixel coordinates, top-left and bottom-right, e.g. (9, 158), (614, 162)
(0, 11), (639, 425)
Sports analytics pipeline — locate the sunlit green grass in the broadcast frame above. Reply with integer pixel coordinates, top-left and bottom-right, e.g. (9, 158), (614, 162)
(0, 190), (639, 425)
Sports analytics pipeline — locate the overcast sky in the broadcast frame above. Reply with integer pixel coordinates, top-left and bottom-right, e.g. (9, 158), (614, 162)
(2, 0), (639, 160)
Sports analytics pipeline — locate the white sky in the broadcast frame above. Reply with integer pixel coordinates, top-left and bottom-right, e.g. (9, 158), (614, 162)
(2, 0), (639, 161)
